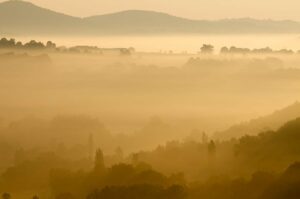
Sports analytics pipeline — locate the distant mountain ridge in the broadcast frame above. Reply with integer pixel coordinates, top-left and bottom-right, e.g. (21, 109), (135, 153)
(1, 0), (300, 35)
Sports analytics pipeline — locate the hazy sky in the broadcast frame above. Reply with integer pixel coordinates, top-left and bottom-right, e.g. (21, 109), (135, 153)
(2, 0), (300, 20)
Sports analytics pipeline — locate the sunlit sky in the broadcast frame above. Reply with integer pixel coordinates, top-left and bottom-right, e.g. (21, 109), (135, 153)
(1, 0), (300, 20)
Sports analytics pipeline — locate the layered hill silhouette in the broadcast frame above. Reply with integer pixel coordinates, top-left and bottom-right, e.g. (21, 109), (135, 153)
(215, 101), (300, 140)
(234, 117), (300, 172)
(2, 0), (300, 35)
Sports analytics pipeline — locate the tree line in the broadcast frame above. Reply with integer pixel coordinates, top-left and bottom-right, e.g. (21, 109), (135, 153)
(0, 37), (134, 55)
(199, 44), (296, 55)
(0, 38), (56, 50)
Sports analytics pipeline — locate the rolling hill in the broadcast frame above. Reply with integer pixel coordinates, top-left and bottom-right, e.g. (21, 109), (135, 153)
(0, 0), (81, 35)
(1, 0), (300, 35)
(214, 101), (300, 140)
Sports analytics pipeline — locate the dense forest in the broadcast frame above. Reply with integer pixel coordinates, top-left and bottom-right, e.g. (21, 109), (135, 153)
(2, 118), (300, 199)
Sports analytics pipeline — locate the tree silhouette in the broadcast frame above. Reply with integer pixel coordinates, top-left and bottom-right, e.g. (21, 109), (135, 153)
(2, 193), (11, 199)
(220, 46), (229, 54)
(24, 40), (45, 49)
(115, 146), (124, 160)
(94, 148), (105, 174)
(200, 44), (214, 54)
(0, 38), (15, 48)
(208, 140), (216, 155)
(46, 41), (56, 49)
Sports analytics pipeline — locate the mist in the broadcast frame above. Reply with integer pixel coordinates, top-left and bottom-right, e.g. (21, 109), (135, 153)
(2, 1), (300, 199)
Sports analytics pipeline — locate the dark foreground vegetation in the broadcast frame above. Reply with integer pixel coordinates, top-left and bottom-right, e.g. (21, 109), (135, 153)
(2, 118), (300, 199)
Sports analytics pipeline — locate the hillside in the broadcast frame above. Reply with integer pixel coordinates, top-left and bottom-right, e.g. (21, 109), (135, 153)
(83, 10), (199, 34)
(234, 117), (300, 172)
(214, 101), (300, 140)
(1, 0), (300, 35)
(0, 0), (81, 35)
